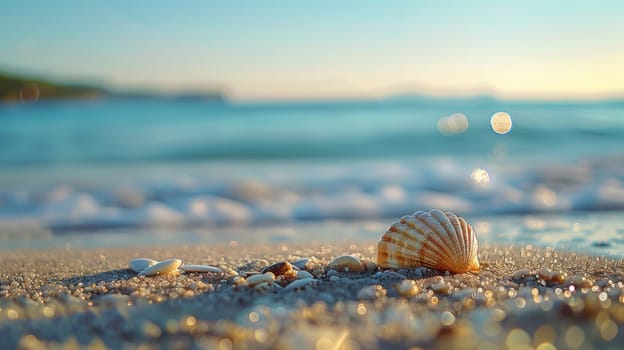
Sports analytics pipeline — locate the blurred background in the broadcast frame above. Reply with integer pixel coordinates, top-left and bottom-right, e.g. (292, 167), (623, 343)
(1, 1), (623, 253)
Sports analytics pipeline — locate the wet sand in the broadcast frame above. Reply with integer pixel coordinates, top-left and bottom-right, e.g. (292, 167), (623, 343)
(1, 242), (624, 349)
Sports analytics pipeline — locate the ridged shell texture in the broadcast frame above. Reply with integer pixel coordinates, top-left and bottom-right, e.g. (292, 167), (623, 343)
(377, 209), (479, 273)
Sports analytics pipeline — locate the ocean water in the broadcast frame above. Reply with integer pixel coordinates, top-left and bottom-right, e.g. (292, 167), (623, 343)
(1, 98), (624, 254)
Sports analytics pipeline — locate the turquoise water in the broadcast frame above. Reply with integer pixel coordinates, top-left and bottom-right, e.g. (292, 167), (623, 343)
(1, 97), (624, 254)
(1, 98), (623, 165)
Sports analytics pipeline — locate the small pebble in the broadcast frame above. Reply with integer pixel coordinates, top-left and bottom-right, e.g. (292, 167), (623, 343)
(396, 279), (419, 297)
(431, 281), (451, 294)
(232, 276), (246, 286)
(130, 258), (158, 273)
(296, 270), (314, 279)
(246, 272), (275, 287)
(180, 265), (222, 273)
(292, 258), (311, 270)
(285, 277), (316, 291)
(357, 285), (387, 300)
(328, 255), (363, 272)
(261, 261), (296, 279)
(138, 259), (182, 277)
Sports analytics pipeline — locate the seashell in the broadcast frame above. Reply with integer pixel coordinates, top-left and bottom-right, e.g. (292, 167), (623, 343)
(130, 258), (158, 273)
(328, 255), (363, 272)
(180, 264), (222, 273)
(246, 272), (275, 287)
(377, 209), (479, 273)
(261, 261), (296, 279)
(138, 259), (182, 277)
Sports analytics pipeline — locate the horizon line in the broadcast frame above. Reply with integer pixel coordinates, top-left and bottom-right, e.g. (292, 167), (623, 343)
(2, 67), (624, 105)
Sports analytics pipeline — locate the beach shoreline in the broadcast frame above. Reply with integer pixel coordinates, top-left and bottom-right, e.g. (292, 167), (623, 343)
(1, 241), (623, 349)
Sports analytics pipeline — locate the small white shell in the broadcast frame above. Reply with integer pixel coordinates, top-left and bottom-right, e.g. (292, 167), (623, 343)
(130, 258), (158, 273)
(138, 259), (182, 277)
(180, 264), (222, 273)
(328, 255), (363, 272)
(246, 272), (275, 287)
(377, 209), (479, 273)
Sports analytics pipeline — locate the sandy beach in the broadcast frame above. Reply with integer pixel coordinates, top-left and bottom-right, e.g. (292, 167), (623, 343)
(4, 2), (624, 349)
(1, 241), (623, 349)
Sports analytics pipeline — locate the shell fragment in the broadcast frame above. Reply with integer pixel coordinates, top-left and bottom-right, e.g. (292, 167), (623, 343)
(138, 259), (182, 277)
(328, 255), (363, 272)
(130, 258), (158, 273)
(180, 264), (222, 273)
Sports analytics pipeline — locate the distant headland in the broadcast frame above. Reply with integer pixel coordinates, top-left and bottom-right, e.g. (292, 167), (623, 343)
(0, 71), (226, 103)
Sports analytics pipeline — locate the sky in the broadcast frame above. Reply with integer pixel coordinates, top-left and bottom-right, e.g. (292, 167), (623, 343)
(1, 1), (623, 101)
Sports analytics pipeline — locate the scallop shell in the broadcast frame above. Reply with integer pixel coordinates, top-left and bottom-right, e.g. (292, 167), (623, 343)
(377, 209), (479, 273)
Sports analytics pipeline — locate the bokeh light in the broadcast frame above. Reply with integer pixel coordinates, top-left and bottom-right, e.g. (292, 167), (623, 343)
(490, 112), (512, 134)
(437, 113), (469, 135)
(471, 168), (490, 185)
(440, 311), (456, 326)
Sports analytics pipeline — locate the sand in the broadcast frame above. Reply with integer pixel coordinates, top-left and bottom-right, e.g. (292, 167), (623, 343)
(1, 241), (624, 350)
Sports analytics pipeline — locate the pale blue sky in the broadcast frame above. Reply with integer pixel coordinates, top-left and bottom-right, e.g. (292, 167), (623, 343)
(2, 1), (623, 100)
